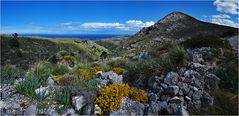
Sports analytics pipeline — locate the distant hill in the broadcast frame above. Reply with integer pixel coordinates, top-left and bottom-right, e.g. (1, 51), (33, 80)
(1, 35), (108, 69)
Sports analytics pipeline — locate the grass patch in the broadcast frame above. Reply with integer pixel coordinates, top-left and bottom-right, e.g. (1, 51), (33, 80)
(1, 66), (24, 84)
(15, 62), (68, 98)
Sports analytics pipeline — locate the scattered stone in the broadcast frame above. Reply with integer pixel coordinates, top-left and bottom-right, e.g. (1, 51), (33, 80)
(35, 86), (50, 97)
(72, 96), (86, 111)
(165, 85), (179, 96)
(164, 72), (179, 85)
(47, 76), (55, 86)
(169, 96), (183, 104)
(25, 104), (37, 115)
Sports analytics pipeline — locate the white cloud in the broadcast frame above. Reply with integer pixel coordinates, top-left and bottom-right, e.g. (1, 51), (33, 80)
(210, 14), (239, 27)
(213, 0), (239, 15)
(81, 22), (124, 29)
(145, 21), (155, 27)
(2, 20), (155, 34)
(77, 20), (155, 31)
(211, 14), (231, 19)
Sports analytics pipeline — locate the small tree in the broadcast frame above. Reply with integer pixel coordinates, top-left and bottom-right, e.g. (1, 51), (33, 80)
(12, 33), (18, 38)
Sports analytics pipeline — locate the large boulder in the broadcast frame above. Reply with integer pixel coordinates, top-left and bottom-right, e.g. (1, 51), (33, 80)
(165, 85), (179, 96)
(164, 72), (179, 85)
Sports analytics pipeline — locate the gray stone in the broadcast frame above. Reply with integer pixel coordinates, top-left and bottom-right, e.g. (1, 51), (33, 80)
(148, 76), (161, 89)
(62, 108), (77, 116)
(149, 93), (158, 102)
(72, 96), (86, 111)
(100, 71), (123, 85)
(160, 83), (168, 89)
(204, 73), (220, 90)
(110, 97), (145, 115)
(192, 90), (202, 101)
(148, 101), (160, 115)
(47, 76), (55, 86)
(35, 86), (50, 97)
(173, 106), (189, 116)
(170, 96), (183, 104)
(164, 72), (179, 85)
(165, 85), (179, 96)
(167, 103), (178, 114)
(25, 104), (37, 115)
(158, 101), (168, 110)
(82, 103), (94, 115)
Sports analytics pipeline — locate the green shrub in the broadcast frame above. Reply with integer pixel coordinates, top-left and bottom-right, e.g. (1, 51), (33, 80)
(182, 35), (231, 49)
(168, 46), (188, 67)
(56, 50), (68, 60)
(63, 55), (77, 65)
(1, 66), (23, 84)
(124, 60), (162, 87)
(216, 51), (238, 93)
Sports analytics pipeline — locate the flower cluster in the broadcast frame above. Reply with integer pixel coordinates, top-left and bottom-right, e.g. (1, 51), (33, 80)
(129, 88), (148, 105)
(95, 84), (148, 114)
(112, 67), (125, 75)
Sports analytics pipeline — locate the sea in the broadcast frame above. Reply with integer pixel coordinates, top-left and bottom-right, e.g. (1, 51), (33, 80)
(19, 34), (130, 40)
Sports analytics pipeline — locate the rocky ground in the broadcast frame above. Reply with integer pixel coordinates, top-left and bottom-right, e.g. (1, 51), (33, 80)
(0, 46), (224, 115)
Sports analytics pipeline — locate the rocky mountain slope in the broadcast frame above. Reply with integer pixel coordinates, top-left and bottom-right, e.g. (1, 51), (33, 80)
(118, 11), (238, 55)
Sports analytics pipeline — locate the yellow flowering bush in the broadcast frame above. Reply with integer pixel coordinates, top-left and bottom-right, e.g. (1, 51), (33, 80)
(112, 67), (125, 75)
(95, 84), (148, 114)
(95, 84), (130, 113)
(91, 63), (104, 76)
(129, 88), (148, 105)
(79, 68), (91, 80)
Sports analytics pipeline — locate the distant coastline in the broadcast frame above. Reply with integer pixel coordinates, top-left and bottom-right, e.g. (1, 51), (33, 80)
(18, 34), (130, 40)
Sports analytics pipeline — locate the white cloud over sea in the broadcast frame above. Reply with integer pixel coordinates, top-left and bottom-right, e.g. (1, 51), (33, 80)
(1, 20), (155, 34)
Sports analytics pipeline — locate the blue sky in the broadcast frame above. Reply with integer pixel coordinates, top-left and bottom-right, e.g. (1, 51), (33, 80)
(1, 0), (238, 34)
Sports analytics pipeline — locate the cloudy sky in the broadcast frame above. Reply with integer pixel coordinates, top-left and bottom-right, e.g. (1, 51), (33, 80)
(1, 0), (238, 34)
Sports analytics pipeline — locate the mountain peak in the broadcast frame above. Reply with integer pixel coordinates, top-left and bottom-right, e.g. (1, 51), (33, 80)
(158, 11), (196, 23)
